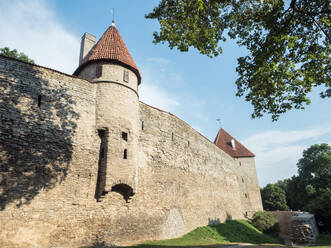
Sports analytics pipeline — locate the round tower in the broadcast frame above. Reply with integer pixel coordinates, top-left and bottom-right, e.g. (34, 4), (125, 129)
(73, 22), (141, 201)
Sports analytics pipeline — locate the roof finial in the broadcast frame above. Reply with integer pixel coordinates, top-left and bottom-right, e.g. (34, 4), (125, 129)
(216, 118), (222, 128)
(110, 8), (116, 27)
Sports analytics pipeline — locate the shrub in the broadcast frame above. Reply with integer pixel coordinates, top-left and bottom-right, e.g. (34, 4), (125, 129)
(251, 211), (279, 235)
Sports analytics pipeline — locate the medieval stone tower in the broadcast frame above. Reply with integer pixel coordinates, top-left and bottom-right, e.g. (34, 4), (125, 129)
(73, 22), (141, 201)
(0, 22), (263, 247)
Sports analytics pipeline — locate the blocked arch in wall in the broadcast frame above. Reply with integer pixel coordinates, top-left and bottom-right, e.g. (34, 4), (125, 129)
(111, 183), (135, 202)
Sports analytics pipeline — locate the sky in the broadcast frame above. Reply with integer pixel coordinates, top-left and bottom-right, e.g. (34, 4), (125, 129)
(0, 0), (330, 186)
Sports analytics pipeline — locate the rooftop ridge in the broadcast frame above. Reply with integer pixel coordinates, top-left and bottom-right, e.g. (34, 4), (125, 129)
(214, 128), (255, 158)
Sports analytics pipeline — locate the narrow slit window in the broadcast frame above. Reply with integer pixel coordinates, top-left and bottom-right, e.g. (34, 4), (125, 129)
(123, 149), (127, 159)
(245, 193), (248, 198)
(171, 132), (174, 141)
(123, 70), (129, 82)
(122, 132), (128, 141)
(242, 178), (244, 183)
(188, 141), (190, 147)
(37, 95), (42, 108)
(141, 121), (144, 130)
(96, 65), (102, 78)
(95, 128), (108, 202)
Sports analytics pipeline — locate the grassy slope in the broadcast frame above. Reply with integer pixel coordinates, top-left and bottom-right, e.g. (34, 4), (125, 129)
(130, 220), (283, 247)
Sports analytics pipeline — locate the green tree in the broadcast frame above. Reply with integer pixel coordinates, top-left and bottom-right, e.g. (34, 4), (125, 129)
(276, 144), (331, 232)
(0, 47), (35, 64)
(146, 0), (330, 120)
(283, 176), (306, 210)
(296, 143), (331, 231)
(297, 143), (331, 189)
(261, 184), (289, 211)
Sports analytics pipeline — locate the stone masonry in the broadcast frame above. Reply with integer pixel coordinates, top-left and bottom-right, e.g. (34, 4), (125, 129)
(0, 23), (263, 247)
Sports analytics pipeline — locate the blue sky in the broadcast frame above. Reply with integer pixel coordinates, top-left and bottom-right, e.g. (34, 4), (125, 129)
(0, 0), (330, 186)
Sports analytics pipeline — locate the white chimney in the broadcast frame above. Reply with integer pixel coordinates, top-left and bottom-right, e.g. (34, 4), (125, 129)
(79, 32), (96, 65)
(231, 139), (236, 149)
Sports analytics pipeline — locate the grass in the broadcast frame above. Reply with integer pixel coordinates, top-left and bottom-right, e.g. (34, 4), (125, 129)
(313, 234), (331, 247)
(128, 220), (283, 247)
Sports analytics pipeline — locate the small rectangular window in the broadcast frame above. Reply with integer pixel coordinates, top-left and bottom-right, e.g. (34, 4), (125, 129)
(123, 149), (127, 159)
(96, 65), (102, 78)
(171, 132), (174, 141)
(141, 121), (144, 130)
(123, 70), (129, 82)
(122, 132), (128, 141)
(37, 95), (42, 108)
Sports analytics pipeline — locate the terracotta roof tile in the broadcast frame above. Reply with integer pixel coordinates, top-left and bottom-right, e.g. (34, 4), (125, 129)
(74, 25), (141, 84)
(214, 128), (255, 158)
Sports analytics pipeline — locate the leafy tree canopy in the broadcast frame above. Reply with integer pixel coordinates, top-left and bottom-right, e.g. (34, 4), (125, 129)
(261, 184), (289, 211)
(146, 0), (330, 120)
(0, 47), (35, 64)
(297, 143), (331, 187)
(267, 144), (331, 232)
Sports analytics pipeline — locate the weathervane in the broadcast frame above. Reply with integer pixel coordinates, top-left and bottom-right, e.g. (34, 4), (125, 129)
(216, 118), (222, 128)
(110, 8), (115, 24)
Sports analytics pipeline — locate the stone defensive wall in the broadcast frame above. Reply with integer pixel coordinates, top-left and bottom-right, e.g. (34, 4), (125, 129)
(0, 56), (262, 247)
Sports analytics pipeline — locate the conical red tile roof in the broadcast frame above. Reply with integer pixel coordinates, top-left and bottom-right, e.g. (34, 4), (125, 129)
(74, 25), (141, 84)
(214, 128), (255, 158)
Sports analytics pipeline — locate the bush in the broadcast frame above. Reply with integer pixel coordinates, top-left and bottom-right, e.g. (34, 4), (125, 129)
(251, 211), (279, 235)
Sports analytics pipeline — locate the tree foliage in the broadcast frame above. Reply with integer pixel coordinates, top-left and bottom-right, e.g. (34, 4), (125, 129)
(267, 144), (331, 232)
(146, 0), (330, 120)
(296, 143), (331, 231)
(0, 47), (35, 64)
(261, 184), (289, 211)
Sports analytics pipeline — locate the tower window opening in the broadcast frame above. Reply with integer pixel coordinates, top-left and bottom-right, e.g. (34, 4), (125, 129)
(37, 95), (42, 108)
(96, 65), (102, 78)
(123, 70), (129, 82)
(172, 132), (174, 141)
(242, 178), (244, 183)
(123, 149), (127, 159)
(245, 193), (248, 198)
(122, 132), (128, 141)
(188, 141), (190, 147)
(141, 121), (144, 130)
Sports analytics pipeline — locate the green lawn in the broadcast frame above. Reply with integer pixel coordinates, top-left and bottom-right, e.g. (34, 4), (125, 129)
(313, 234), (331, 247)
(85, 222), (331, 248)
(129, 220), (283, 247)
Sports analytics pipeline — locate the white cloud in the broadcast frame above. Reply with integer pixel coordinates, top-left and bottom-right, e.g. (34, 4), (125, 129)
(139, 57), (181, 113)
(242, 125), (331, 186)
(243, 126), (331, 153)
(0, 0), (79, 74)
(146, 57), (171, 68)
(255, 145), (305, 169)
(139, 82), (180, 112)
